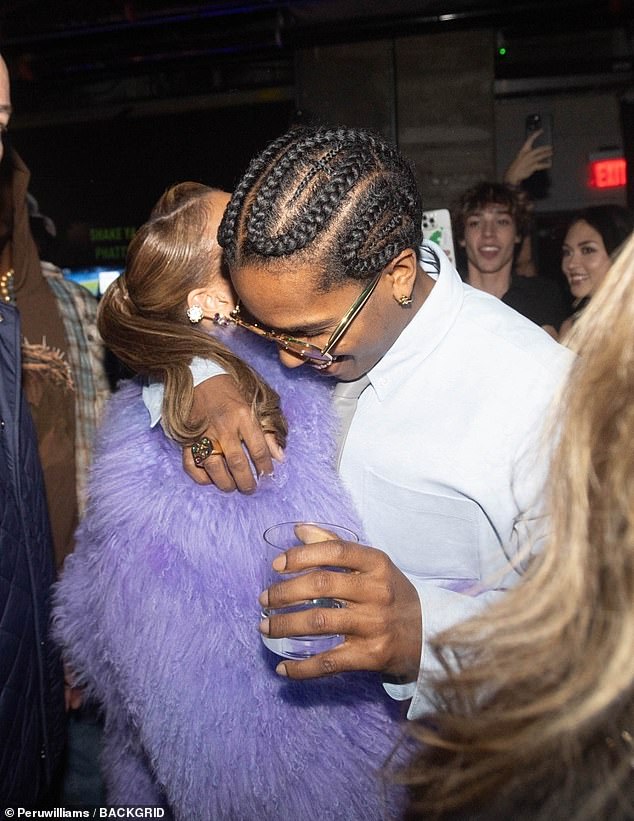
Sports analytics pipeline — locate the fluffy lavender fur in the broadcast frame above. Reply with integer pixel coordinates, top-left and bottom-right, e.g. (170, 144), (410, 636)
(54, 329), (407, 820)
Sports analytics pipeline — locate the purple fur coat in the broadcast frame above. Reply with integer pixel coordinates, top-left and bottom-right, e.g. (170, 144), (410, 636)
(53, 329), (406, 820)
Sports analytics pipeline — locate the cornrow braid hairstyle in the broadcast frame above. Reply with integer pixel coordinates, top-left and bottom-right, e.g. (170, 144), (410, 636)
(219, 126), (423, 289)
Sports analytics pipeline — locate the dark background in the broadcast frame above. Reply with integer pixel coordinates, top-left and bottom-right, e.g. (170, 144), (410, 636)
(13, 99), (293, 266)
(2, 0), (632, 272)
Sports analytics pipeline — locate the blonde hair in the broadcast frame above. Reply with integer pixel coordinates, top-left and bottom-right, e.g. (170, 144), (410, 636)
(404, 234), (634, 819)
(98, 182), (287, 446)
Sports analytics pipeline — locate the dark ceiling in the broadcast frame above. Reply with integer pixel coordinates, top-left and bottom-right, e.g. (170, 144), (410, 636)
(0, 0), (631, 119)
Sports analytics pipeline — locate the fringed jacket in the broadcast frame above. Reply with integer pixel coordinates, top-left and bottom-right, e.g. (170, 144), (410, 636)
(54, 329), (405, 821)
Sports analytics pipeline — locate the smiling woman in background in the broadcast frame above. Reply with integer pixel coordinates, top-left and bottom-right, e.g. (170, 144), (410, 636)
(559, 203), (634, 337)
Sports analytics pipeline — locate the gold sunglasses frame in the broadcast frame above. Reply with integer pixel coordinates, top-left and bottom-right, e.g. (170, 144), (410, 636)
(228, 270), (384, 366)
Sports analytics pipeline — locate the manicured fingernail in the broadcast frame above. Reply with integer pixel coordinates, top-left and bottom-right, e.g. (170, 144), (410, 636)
(276, 663), (288, 677)
(258, 589), (269, 607)
(259, 617), (270, 635)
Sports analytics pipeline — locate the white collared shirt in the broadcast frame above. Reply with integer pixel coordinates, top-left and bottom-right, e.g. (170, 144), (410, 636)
(141, 243), (573, 718)
(339, 241), (574, 717)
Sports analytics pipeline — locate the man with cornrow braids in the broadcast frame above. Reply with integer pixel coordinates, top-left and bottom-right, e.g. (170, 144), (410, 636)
(184, 126), (573, 718)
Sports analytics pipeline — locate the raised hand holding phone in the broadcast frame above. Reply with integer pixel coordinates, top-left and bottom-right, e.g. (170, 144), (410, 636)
(504, 115), (554, 187)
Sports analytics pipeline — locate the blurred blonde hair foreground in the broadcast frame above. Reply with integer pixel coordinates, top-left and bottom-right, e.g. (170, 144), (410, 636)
(403, 232), (634, 820)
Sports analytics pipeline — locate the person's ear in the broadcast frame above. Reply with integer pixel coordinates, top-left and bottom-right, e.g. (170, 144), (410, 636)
(459, 237), (466, 248)
(385, 248), (417, 306)
(187, 282), (235, 318)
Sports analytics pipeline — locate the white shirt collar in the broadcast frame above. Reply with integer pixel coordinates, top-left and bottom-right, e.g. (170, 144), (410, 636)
(367, 240), (465, 401)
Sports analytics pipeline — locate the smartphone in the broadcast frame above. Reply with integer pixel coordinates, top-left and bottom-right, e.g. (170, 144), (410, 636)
(525, 112), (553, 150)
(421, 208), (455, 265)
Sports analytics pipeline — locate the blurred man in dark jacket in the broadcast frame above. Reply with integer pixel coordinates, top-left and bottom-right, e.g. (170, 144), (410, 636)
(0, 301), (65, 803)
(0, 50), (108, 806)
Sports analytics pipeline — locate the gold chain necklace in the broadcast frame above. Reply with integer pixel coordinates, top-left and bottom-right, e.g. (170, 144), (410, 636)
(0, 268), (15, 304)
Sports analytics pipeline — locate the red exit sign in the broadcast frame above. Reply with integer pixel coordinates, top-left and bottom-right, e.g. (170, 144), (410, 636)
(589, 157), (627, 188)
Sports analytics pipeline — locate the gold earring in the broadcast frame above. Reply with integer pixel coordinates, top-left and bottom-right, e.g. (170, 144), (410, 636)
(187, 305), (204, 323)
(396, 294), (413, 307)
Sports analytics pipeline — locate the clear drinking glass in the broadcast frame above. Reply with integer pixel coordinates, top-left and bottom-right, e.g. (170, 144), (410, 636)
(260, 521), (358, 660)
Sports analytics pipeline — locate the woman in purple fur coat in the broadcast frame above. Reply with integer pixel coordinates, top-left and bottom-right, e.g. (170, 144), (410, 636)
(53, 183), (405, 820)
